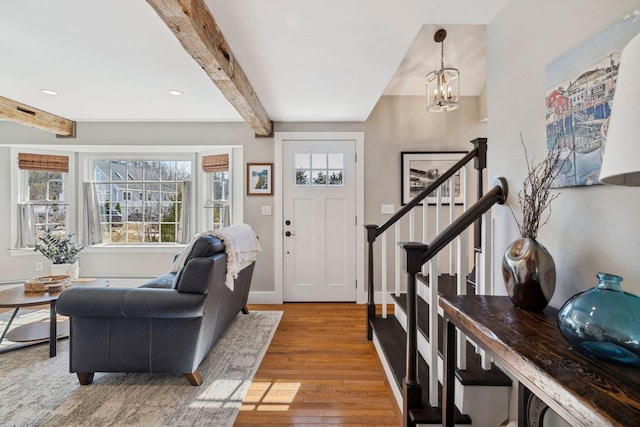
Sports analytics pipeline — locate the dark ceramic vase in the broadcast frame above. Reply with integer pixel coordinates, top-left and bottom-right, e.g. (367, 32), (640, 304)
(502, 238), (556, 311)
(558, 272), (640, 366)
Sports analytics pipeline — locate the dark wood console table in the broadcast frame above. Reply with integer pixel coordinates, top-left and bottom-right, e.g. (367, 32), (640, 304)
(440, 295), (640, 427)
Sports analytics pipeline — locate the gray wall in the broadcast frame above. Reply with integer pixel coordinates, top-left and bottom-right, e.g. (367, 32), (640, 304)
(488, 3), (640, 422)
(488, 0), (640, 306)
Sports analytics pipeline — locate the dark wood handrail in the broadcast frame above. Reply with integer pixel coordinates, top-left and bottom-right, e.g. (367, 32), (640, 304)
(418, 178), (507, 265)
(372, 148), (478, 239)
(365, 138), (487, 341)
(397, 178), (507, 426)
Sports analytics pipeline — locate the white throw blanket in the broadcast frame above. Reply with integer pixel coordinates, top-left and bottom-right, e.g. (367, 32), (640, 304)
(170, 223), (262, 291)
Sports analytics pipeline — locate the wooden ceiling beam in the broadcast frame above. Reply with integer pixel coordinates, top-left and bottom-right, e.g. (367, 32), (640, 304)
(147, 0), (273, 137)
(0, 96), (76, 137)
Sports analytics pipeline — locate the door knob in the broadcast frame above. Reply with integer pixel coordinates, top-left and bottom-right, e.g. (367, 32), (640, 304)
(285, 231), (296, 237)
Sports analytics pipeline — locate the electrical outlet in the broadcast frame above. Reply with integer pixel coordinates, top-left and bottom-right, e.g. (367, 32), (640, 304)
(35, 262), (44, 271)
(381, 204), (395, 214)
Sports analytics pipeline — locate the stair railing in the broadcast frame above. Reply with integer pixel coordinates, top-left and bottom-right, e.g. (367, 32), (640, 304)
(365, 138), (487, 341)
(400, 178), (508, 424)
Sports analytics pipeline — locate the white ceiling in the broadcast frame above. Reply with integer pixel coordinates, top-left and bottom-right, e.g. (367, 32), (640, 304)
(0, 0), (505, 124)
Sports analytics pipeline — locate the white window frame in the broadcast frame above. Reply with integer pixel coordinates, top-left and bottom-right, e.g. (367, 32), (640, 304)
(80, 152), (196, 248)
(198, 148), (239, 232)
(10, 147), (76, 253)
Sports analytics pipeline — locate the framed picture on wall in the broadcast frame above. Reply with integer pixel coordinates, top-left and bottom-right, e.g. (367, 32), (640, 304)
(401, 151), (466, 205)
(545, 16), (640, 187)
(247, 163), (273, 195)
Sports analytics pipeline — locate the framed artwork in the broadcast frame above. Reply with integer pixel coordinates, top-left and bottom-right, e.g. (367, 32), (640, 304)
(247, 163), (273, 195)
(545, 16), (640, 187)
(401, 151), (466, 205)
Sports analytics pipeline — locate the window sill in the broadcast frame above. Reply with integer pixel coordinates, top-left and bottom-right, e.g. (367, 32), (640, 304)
(83, 244), (186, 254)
(10, 245), (186, 257)
(9, 248), (39, 257)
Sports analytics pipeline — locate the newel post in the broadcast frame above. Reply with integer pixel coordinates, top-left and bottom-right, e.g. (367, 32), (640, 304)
(399, 241), (428, 427)
(365, 224), (378, 340)
(471, 138), (487, 251)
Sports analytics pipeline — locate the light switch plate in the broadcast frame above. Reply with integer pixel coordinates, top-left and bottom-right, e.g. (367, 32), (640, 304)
(261, 205), (272, 216)
(381, 204), (395, 214)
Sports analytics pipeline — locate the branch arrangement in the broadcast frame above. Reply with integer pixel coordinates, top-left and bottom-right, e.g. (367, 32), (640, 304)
(510, 135), (566, 239)
(34, 230), (84, 264)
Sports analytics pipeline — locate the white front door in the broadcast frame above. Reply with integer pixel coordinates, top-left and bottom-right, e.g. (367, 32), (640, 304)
(282, 139), (356, 301)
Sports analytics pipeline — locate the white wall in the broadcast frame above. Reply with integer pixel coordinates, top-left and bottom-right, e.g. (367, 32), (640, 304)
(489, 1), (640, 424)
(488, 0), (640, 306)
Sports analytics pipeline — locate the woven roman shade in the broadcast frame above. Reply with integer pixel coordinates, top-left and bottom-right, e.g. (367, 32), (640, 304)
(202, 154), (229, 173)
(18, 153), (69, 173)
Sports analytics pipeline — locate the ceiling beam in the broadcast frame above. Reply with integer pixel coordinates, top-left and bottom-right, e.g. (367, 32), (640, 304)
(147, 0), (273, 137)
(0, 96), (76, 137)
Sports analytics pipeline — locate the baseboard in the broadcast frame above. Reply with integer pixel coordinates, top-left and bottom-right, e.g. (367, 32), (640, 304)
(247, 291), (281, 304)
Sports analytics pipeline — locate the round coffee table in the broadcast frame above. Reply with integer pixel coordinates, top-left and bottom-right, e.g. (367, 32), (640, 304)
(0, 278), (109, 357)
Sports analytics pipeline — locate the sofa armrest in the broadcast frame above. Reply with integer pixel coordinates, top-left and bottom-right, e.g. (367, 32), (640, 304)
(56, 287), (206, 319)
(123, 288), (205, 318)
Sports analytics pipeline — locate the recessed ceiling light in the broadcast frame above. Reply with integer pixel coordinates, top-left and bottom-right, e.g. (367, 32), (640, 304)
(169, 89), (183, 96)
(41, 89), (57, 95)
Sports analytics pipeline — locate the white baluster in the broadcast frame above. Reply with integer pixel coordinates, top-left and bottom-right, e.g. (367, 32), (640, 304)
(409, 209), (415, 242)
(381, 231), (387, 319)
(422, 201), (428, 276)
(479, 212), (493, 370)
(449, 177), (455, 274)
(428, 259), (439, 407)
(395, 223), (401, 297)
(456, 229), (468, 370)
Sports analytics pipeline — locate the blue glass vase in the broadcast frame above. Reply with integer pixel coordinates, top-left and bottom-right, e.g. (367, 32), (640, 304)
(558, 272), (640, 366)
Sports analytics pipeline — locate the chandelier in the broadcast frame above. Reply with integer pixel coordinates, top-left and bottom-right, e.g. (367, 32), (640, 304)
(425, 29), (459, 112)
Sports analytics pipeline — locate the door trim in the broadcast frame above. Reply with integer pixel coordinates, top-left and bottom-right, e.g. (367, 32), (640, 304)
(274, 132), (365, 304)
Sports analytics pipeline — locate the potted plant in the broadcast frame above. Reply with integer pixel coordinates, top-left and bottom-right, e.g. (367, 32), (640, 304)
(34, 230), (84, 279)
(502, 135), (566, 311)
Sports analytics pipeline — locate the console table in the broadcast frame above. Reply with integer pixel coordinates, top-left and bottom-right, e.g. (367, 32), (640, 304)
(440, 295), (640, 427)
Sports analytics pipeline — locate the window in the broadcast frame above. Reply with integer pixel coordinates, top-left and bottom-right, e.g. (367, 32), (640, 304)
(92, 159), (192, 244)
(22, 170), (67, 235)
(17, 153), (69, 246)
(295, 153), (344, 186)
(202, 154), (230, 230)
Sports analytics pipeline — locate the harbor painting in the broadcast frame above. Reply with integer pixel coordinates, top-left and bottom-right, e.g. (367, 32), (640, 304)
(247, 163), (273, 195)
(546, 16), (640, 187)
(401, 152), (466, 205)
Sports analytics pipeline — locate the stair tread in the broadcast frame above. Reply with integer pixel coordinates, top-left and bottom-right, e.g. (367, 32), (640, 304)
(370, 315), (471, 424)
(391, 292), (512, 387)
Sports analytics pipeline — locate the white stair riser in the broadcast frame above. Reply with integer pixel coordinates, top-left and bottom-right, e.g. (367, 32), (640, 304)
(391, 299), (510, 426)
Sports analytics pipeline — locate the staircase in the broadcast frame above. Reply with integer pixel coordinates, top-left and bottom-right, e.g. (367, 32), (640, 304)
(366, 138), (512, 426)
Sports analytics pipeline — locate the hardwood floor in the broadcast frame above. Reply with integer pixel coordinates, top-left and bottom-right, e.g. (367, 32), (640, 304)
(235, 303), (401, 426)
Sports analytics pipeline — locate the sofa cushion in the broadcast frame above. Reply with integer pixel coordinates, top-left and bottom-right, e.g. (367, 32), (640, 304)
(139, 273), (176, 289)
(184, 235), (225, 261)
(173, 235), (225, 290)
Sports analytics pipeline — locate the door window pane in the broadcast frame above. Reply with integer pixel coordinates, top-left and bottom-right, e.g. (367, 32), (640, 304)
(295, 152), (344, 187)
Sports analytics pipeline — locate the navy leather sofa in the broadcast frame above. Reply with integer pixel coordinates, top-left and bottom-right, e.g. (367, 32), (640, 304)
(56, 235), (255, 386)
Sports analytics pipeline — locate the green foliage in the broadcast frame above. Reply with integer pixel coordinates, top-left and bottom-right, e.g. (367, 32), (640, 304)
(160, 188), (181, 242)
(34, 230), (84, 264)
(296, 170), (308, 185)
(115, 202), (122, 213)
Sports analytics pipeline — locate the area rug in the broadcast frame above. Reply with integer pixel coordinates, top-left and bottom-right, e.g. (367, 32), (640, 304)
(0, 310), (282, 427)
